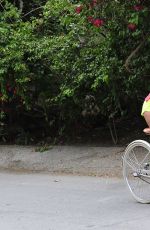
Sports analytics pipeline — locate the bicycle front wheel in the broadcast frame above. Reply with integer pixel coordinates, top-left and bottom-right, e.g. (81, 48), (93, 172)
(123, 140), (150, 203)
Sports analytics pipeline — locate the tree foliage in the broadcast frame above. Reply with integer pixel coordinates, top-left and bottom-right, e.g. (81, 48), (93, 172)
(0, 0), (149, 143)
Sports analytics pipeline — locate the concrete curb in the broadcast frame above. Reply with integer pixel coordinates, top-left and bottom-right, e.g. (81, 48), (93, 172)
(0, 145), (125, 177)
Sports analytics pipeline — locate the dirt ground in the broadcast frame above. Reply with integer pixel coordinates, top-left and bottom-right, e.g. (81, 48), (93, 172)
(0, 121), (149, 178)
(0, 145), (125, 178)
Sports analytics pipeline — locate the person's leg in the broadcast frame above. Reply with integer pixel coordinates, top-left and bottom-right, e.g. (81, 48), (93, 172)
(143, 111), (150, 134)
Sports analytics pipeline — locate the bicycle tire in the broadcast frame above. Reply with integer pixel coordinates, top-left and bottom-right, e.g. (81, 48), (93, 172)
(123, 140), (150, 203)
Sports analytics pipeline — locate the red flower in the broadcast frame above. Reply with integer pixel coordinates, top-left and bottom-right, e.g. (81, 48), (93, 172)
(93, 19), (104, 27)
(128, 23), (137, 31)
(92, 0), (97, 6)
(89, 0), (97, 9)
(75, 5), (83, 14)
(88, 16), (94, 23)
(133, 5), (143, 11)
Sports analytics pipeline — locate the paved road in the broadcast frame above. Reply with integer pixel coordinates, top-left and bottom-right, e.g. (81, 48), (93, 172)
(0, 173), (150, 230)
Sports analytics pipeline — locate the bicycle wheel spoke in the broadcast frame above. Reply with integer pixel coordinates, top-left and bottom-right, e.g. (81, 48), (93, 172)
(123, 140), (150, 203)
(125, 159), (137, 171)
(131, 149), (139, 164)
(125, 155), (140, 170)
(140, 151), (150, 165)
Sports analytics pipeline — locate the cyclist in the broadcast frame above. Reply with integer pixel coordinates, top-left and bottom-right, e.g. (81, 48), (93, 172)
(141, 93), (150, 134)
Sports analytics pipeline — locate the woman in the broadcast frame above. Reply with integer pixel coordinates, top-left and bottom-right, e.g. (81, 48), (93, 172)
(141, 93), (150, 134)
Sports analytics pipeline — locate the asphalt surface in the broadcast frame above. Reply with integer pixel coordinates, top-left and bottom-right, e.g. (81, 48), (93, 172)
(0, 173), (150, 230)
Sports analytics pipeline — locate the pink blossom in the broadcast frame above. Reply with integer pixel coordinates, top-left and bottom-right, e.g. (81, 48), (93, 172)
(127, 23), (137, 31)
(87, 16), (94, 23)
(75, 5), (83, 14)
(92, 0), (97, 6)
(93, 19), (104, 27)
(89, 0), (97, 9)
(133, 5), (143, 11)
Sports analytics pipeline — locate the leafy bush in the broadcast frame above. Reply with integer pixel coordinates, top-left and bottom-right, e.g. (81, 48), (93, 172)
(0, 0), (150, 143)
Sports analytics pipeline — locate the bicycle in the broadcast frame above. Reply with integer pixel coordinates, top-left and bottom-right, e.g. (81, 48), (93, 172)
(123, 139), (150, 203)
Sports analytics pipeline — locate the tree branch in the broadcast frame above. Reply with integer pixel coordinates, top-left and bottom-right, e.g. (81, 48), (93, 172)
(124, 35), (149, 72)
(22, 6), (43, 18)
(19, 0), (23, 12)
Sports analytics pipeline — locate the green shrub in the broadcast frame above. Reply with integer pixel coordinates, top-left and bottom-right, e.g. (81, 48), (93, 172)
(0, 0), (150, 143)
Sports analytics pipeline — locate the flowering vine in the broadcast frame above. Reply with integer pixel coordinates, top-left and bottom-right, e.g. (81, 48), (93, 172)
(75, 0), (145, 32)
